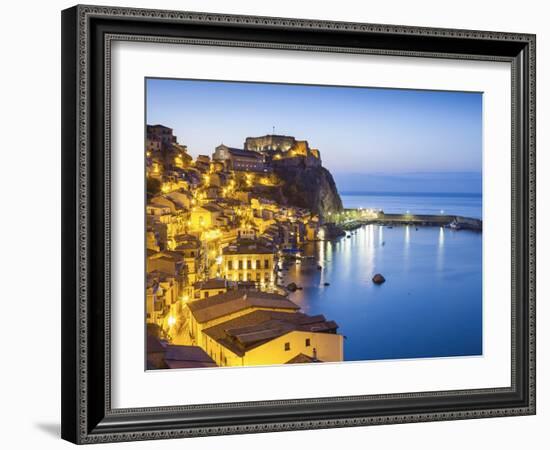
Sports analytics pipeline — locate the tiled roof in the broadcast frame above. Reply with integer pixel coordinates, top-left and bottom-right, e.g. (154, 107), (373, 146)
(286, 353), (322, 364)
(222, 242), (273, 255)
(188, 290), (298, 324)
(193, 278), (227, 290)
(225, 147), (263, 159)
(202, 310), (338, 356)
(163, 345), (216, 369)
(147, 335), (166, 353)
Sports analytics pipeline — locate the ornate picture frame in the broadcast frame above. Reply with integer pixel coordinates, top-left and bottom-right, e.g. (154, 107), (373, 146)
(61, 5), (536, 444)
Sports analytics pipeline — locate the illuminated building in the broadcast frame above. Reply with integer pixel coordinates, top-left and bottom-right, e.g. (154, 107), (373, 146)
(222, 241), (275, 287)
(201, 310), (343, 367)
(187, 290), (300, 347)
(243, 134), (296, 152)
(146, 271), (179, 327)
(189, 205), (221, 231)
(193, 278), (229, 299)
(213, 144), (266, 172)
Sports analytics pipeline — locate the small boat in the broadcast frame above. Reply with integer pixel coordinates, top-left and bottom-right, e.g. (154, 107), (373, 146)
(449, 220), (461, 230)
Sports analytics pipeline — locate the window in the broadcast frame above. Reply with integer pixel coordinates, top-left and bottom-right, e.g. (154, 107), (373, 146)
(227, 260), (233, 270)
(204, 292), (209, 298)
(284, 342), (290, 351)
(238, 260), (243, 270)
(305, 338), (311, 347)
(264, 259), (270, 269)
(256, 259), (261, 268)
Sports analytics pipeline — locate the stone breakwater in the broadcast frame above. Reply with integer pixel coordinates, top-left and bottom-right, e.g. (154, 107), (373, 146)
(332, 212), (482, 234)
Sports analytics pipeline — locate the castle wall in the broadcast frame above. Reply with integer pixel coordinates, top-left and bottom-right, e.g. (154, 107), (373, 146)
(244, 135), (296, 152)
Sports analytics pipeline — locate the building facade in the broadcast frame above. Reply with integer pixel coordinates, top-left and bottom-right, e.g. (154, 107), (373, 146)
(244, 134), (296, 152)
(201, 310), (343, 366)
(222, 242), (275, 287)
(213, 144), (266, 172)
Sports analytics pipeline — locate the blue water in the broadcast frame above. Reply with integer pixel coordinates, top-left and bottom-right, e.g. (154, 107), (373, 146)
(282, 194), (483, 361)
(341, 192), (482, 220)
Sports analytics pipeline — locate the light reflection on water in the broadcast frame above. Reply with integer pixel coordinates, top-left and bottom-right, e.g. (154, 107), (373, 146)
(281, 224), (482, 361)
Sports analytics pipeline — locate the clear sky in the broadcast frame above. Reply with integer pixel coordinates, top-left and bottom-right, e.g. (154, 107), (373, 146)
(146, 78), (482, 194)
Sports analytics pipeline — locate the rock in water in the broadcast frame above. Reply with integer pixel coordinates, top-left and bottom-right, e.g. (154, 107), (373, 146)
(287, 282), (298, 292)
(372, 273), (386, 285)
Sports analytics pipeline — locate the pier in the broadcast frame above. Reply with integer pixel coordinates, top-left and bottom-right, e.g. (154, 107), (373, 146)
(331, 211), (482, 232)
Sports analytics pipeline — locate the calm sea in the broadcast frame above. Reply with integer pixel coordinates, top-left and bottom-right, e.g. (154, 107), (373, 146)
(341, 192), (482, 220)
(281, 192), (483, 362)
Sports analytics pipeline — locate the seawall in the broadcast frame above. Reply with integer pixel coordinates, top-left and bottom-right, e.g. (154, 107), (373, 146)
(335, 212), (482, 232)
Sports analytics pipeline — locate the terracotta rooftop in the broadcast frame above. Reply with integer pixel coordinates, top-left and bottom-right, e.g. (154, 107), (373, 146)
(286, 353), (322, 364)
(193, 278), (227, 291)
(164, 345), (216, 369)
(222, 242), (273, 255)
(188, 290), (298, 324)
(202, 310), (338, 356)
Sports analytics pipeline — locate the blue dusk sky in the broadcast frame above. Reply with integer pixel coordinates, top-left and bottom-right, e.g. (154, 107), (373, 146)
(146, 78), (482, 194)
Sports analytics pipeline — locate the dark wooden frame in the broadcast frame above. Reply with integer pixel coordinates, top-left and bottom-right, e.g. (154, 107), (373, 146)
(61, 4), (536, 444)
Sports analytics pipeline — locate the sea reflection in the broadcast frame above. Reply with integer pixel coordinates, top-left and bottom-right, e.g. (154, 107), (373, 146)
(281, 224), (482, 361)
(437, 227), (445, 272)
(403, 225), (411, 272)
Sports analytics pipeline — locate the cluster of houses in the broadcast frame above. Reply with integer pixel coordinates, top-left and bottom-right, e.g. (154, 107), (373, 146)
(145, 124), (343, 369)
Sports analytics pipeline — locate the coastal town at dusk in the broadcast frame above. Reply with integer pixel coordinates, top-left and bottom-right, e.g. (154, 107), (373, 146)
(145, 79), (483, 370)
(146, 125), (349, 368)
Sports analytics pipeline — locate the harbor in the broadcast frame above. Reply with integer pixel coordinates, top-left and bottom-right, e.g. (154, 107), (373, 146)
(325, 209), (482, 237)
(281, 222), (483, 361)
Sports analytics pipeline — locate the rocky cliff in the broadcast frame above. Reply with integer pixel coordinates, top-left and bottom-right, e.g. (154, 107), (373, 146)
(251, 158), (342, 218)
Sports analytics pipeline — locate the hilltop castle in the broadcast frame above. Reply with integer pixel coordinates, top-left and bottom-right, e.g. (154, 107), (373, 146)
(213, 134), (321, 172)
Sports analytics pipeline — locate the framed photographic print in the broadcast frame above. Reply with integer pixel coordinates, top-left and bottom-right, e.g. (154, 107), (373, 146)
(61, 5), (536, 444)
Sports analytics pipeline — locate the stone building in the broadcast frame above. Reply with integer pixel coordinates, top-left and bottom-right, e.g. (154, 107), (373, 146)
(244, 134), (296, 152)
(201, 310), (343, 367)
(221, 241), (275, 287)
(146, 124), (177, 151)
(243, 134), (321, 167)
(213, 144), (266, 172)
(187, 289), (300, 348)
